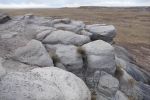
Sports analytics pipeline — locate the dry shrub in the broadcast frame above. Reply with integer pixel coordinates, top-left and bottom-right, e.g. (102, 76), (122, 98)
(77, 46), (86, 56)
(91, 95), (96, 100)
(115, 64), (124, 80)
(128, 78), (136, 87)
(128, 96), (136, 100)
(51, 53), (60, 64)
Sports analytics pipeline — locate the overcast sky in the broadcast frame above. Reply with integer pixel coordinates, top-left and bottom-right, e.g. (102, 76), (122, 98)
(0, 0), (149, 8)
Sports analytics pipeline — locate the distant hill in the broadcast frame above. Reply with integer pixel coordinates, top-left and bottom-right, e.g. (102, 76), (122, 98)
(78, 6), (150, 11)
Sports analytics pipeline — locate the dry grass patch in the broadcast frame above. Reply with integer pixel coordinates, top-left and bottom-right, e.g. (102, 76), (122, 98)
(115, 64), (124, 80)
(51, 53), (60, 65)
(77, 46), (86, 56)
(128, 79), (136, 87)
(91, 95), (96, 100)
(128, 96), (136, 100)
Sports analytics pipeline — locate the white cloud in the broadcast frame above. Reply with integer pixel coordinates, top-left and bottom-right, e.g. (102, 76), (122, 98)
(90, 1), (150, 7)
(0, 3), (49, 8)
(65, 3), (80, 7)
(0, 0), (149, 8)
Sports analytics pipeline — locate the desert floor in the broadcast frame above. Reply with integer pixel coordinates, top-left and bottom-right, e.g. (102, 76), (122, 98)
(0, 7), (150, 72)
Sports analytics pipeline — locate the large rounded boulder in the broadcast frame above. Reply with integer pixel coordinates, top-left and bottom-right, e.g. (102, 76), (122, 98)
(13, 39), (53, 67)
(0, 67), (91, 100)
(43, 30), (90, 46)
(82, 40), (116, 75)
(86, 24), (116, 42)
(96, 72), (119, 100)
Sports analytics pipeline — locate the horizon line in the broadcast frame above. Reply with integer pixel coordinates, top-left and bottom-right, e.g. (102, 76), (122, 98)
(0, 5), (150, 9)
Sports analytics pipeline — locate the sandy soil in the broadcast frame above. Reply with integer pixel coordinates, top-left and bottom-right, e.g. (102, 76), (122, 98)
(0, 7), (150, 72)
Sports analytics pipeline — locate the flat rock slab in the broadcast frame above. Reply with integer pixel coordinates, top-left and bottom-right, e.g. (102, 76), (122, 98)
(43, 30), (90, 46)
(53, 20), (85, 33)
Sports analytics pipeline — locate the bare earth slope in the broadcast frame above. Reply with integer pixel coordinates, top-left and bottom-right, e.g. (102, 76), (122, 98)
(0, 7), (150, 72)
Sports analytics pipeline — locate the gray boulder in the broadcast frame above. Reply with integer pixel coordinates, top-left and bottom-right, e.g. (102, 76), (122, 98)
(55, 62), (66, 70)
(115, 91), (128, 100)
(115, 54), (149, 83)
(96, 72), (119, 100)
(51, 18), (71, 25)
(2, 59), (37, 73)
(0, 15), (53, 40)
(86, 24), (116, 42)
(126, 63), (149, 83)
(0, 72), (63, 100)
(96, 95), (109, 100)
(0, 58), (6, 78)
(114, 45), (133, 62)
(115, 45), (150, 84)
(118, 68), (144, 100)
(13, 39), (53, 67)
(0, 13), (11, 24)
(0, 31), (18, 39)
(32, 67), (91, 100)
(1, 14), (150, 100)
(118, 68), (150, 100)
(45, 44), (62, 54)
(0, 34), (28, 58)
(16, 14), (53, 27)
(36, 27), (56, 41)
(82, 40), (115, 55)
(82, 40), (116, 75)
(55, 45), (83, 76)
(0, 67), (91, 100)
(137, 82), (150, 100)
(80, 30), (93, 36)
(23, 25), (54, 40)
(43, 30), (90, 46)
(97, 90), (129, 100)
(54, 20), (85, 33)
(86, 55), (116, 74)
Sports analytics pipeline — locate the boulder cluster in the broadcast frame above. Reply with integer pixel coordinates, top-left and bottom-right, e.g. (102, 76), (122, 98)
(0, 13), (150, 100)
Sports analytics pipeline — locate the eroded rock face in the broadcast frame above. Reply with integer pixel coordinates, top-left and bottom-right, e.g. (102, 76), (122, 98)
(115, 91), (128, 100)
(55, 45), (83, 75)
(137, 82), (150, 100)
(0, 72), (63, 100)
(117, 67), (144, 100)
(43, 30), (90, 46)
(0, 13), (149, 100)
(32, 67), (91, 100)
(86, 24), (116, 42)
(82, 40), (116, 75)
(13, 39), (53, 67)
(0, 67), (91, 100)
(96, 72), (119, 100)
(53, 20), (85, 33)
(115, 56), (149, 83)
(115, 46), (150, 83)
(2, 59), (37, 73)
(0, 58), (6, 78)
(0, 13), (11, 24)
(50, 18), (71, 25)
